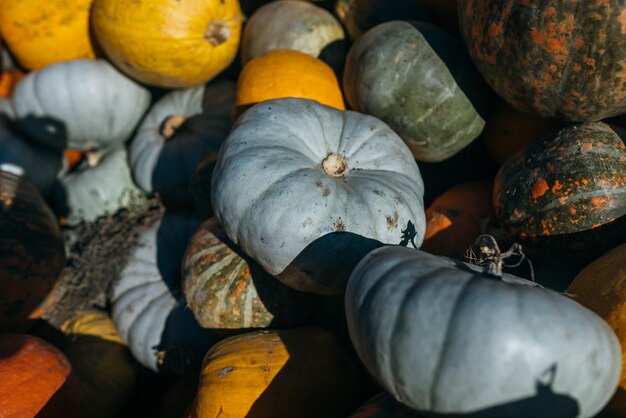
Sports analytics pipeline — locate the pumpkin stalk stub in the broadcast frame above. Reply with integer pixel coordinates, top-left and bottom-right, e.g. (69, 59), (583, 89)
(161, 115), (187, 139)
(205, 20), (231, 47)
(321, 153), (348, 177)
(471, 235), (534, 281)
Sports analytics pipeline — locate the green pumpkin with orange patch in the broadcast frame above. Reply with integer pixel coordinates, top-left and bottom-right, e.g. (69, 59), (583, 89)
(458, 0), (626, 122)
(493, 122), (626, 263)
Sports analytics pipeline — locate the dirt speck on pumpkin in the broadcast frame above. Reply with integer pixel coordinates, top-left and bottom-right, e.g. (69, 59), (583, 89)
(335, 219), (346, 231)
(386, 211), (399, 230)
(218, 366), (236, 377)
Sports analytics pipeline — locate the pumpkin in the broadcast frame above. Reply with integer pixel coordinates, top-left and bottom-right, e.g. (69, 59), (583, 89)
(0, 98), (14, 118)
(346, 246), (621, 417)
(493, 122), (626, 263)
(188, 327), (367, 418)
(211, 98), (425, 294)
(59, 310), (137, 418)
(350, 393), (421, 417)
(482, 98), (563, 166)
(182, 218), (314, 331)
(567, 244), (626, 415)
(190, 151), (222, 218)
(54, 148), (146, 226)
(458, 0), (626, 122)
(0, 68), (25, 98)
(235, 49), (345, 119)
(129, 80), (235, 207)
(0, 334), (81, 417)
(0, 0), (95, 71)
(421, 181), (495, 259)
(112, 212), (218, 374)
(335, 0), (432, 41)
(0, 114), (63, 196)
(92, 0), (243, 88)
(12, 59), (151, 151)
(241, 1), (346, 73)
(343, 21), (489, 162)
(0, 172), (65, 332)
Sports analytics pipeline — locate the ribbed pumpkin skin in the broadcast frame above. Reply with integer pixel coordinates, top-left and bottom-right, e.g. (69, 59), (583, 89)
(12, 59), (151, 151)
(235, 50), (345, 118)
(421, 181), (494, 259)
(567, 244), (626, 414)
(458, 0), (626, 122)
(241, 1), (345, 65)
(343, 21), (487, 162)
(182, 218), (313, 330)
(0, 334), (81, 417)
(60, 310), (137, 418)
(92, 0), (243, 88)
(0, 172), (65, 332)
(129, 81), (235, 205)
(350, 393), (421, 417)
(346, 247), (621, 417)
(0, 0), (95, 70)
(493, 123), (626, 259)
(188, 328), (366, 418)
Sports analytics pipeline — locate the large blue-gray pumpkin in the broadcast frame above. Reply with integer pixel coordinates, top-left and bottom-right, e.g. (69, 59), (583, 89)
(211, 98), (425, 295)
(343, 21), (489, 162)
(345, 246), (621, 417)
(11, 59), (150, 151)
(111, 212), (217, 374)
(129, 80), (234, 206)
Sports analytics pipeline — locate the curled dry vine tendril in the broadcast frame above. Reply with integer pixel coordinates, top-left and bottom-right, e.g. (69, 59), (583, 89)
(466, 234), (535, 282)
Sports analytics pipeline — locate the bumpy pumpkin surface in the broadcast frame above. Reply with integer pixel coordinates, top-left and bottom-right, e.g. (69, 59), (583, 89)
(188, 328), (366, 418)
(112, 213), (217, 374)
(12, 59), (151, 151)
(493, 123), (626, 260)
(235, 49), (345, 118)
(0, 172), (65, 332)
(130, 80), (235, 205)
(0, 0), (95, 70)
(0, 334), (81, 417)
(241, 1), (345, 68)
(212, 98), (425, 294)
(182, 218), (313, 330)
(422, 181), (495, 259)
(346, 246), (621, 417)
(92, 0), (243, 88)
(344, 21), (488, 162)
(458, 0), (626, 122)
(60, 310), (137, 418)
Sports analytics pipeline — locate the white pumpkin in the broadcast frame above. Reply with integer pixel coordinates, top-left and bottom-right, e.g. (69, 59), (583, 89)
(345, 246), (622, 418)
(129, 80), (234, 206)
(112, 212), (218, 374)
(211, 98), (426, 294)
(0, 98), (14, 118)
(12, 59), (151, 151)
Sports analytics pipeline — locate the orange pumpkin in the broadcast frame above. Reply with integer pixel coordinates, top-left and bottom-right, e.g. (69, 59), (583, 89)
(64, 150), (85, 171)
(188, 328), (366, 418)
(92, 0), (243, 88)
(421, 182), (495, 260)
(0, 0), (95, 71)
(234, 49), (345, 119)
(567, 244), (626, 414)
(0, 69), (25, 98)
(482, 99), (562, 166)
(0, 334), (81, 417)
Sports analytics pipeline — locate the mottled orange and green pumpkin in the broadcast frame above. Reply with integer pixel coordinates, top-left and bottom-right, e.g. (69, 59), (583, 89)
(0, 172), (65, 332)
(458, 0), (626, 122)
(493, 122), (626, 261)
(182, 218), (313, 330)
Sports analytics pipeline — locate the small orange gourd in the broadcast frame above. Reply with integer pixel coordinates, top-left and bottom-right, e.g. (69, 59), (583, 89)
(0, 0), (95, 70)
(92, 0), (243, 88)
(234, 49), (345, 119)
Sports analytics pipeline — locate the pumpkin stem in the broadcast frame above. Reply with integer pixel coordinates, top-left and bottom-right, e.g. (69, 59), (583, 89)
(321, 153), (348, 177)
(205, 20), (231, 47)
(472, 234), (535, 281)
(161, 115), (186, 139)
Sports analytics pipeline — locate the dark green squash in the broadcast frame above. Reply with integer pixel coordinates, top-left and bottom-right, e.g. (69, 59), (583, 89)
(494, 122), (626, 263)
(343, 21), (490, 162)
(458, 0), (626, 122)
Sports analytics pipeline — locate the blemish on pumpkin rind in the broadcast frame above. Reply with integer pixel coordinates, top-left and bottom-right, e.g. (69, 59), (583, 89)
(531, 178), (549, 198)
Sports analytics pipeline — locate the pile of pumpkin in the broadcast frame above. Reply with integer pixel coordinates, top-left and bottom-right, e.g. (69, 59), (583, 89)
(1, 0), (625, 417)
